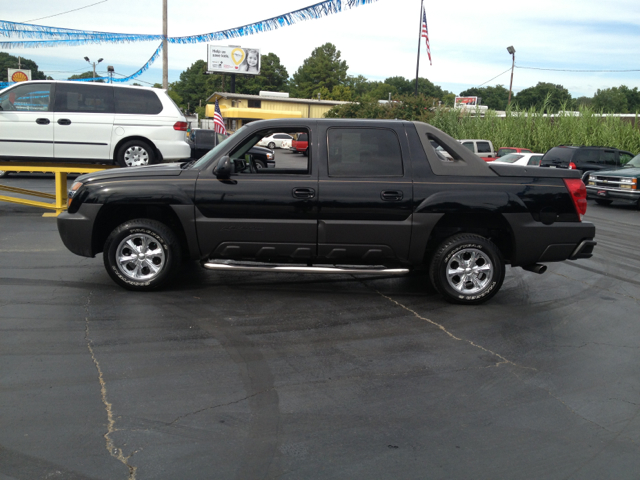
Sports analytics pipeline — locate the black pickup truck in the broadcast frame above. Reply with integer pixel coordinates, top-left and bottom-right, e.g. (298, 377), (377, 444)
(57, 119), (596, 304)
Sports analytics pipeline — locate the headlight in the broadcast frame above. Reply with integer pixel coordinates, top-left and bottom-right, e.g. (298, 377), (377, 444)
(266, 153), (274, 160)
(67, 181), (83, 207)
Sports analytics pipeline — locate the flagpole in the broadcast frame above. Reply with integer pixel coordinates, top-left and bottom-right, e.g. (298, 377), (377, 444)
(414, 0), (424, 96)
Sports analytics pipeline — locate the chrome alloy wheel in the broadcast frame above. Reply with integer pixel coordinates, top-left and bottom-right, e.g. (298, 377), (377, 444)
(446, 248), (493, 294)
(116, 233), (165, 281)
(123, 145), (150, 167)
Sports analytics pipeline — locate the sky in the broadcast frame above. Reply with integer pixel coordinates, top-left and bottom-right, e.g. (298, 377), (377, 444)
(2, 0), (639, 98)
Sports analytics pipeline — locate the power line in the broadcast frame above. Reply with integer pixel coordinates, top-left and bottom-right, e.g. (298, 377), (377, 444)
(516, 65), (640, 73)
(476, 67), (512, 88)
(23, 0), (109, 23)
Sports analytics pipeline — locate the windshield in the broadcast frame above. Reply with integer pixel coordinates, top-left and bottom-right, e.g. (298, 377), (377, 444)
(494, 153), (523, 164)
(623, 154), (640, 168)
(191, 125), (247, 169)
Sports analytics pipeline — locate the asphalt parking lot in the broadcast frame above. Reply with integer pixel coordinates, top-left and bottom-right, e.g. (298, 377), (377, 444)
(1, 171), (639, 480)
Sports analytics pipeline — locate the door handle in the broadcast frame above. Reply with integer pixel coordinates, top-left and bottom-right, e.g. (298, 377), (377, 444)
(57, 119), (72, 125)
(381, 190), (403, 201)
(36, 118), (50, 125)
(292, 188), (315, 199)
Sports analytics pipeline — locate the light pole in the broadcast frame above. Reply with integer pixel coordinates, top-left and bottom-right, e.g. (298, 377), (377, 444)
(107, 65), (114, 84)
(506, 46), (515, 107)
(84, 56), (103, 82)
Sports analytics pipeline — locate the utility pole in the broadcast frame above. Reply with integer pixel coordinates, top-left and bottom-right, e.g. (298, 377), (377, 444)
(162, 0), (168, 89)
(507, 46), (515, 107)
(414, 0), (424, 96)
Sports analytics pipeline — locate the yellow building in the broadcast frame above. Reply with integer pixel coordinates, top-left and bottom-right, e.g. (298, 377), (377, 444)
(205, 91), (350, 130)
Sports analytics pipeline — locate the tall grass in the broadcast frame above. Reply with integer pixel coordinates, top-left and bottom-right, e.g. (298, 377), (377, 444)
(429, 102), (640, 154)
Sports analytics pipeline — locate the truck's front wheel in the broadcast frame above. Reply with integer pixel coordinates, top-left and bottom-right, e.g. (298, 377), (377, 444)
(103, 219), (181, 291)
(429, 234), (504, 305)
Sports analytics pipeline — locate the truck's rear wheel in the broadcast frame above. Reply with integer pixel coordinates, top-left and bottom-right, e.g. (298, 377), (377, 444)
(429, 234), (504, 305)
(103, 219), (181, 291)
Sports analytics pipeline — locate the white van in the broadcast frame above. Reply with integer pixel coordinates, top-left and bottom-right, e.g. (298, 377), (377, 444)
(0, 81), (191, 168)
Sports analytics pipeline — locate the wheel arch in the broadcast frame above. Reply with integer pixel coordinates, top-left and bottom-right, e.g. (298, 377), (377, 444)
(112, 136), (161, 164)
(422, 211), (515, 265)
(91, 204), (192, 259)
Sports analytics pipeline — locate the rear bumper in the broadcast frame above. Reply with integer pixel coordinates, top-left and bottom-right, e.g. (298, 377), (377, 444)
(503, 213), (596, 266)
(57, 203), (102, 257)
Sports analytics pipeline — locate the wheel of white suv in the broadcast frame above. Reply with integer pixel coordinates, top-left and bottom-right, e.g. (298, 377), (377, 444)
(429, 234), (505, 305)
(116, 140), (156, 168)
(103, 219), (181, 291)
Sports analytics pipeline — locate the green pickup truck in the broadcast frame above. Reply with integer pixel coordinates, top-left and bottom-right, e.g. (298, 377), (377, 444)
(586, 153), (640, 208)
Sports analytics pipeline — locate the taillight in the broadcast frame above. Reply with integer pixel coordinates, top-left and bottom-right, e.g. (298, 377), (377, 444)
(564, 178), (587, 219)
(569, 162), (577, 169)
(173, 121), (188, 131)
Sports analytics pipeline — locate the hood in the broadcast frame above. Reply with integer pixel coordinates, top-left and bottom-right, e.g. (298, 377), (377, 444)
(594, 167), (640, 178)
(77, 162), (185, 183)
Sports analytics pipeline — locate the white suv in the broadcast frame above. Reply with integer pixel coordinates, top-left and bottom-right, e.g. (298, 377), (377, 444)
(0, 81), (190, 168)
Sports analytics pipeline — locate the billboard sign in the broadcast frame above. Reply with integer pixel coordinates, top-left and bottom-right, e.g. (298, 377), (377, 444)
(454, 96), (478, 106)
(8, 69), (32, 82)
(207, 45), (261, 75)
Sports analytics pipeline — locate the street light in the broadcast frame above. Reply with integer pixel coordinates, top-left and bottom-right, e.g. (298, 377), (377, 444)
(107, 65), (114, 84)
(84, 56), (103, 82)
(506, 46), (515, 107)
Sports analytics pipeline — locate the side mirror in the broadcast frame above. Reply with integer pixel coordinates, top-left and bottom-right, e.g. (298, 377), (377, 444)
(213, 156), (232, 178)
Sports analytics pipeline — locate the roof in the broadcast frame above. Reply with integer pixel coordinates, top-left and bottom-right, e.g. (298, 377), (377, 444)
(206, 91), (351, 106)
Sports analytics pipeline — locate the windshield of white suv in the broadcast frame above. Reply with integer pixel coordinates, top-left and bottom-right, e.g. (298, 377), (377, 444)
(623, 154), (640, 168)
(192, 125), (247, 169)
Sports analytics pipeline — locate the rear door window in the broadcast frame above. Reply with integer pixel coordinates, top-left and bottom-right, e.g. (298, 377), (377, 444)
(327, 128), (403, 177)
(54, 83), (114, 113)
(619, 152), (634, 164)
(461, 142), (475, 152)
(114, 88), (163, 114)
(477, 142), (492, 153)
(599, 150), (616, 166)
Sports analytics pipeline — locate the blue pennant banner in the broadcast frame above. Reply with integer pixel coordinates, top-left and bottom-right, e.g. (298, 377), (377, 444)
(0, 0), (378, 48)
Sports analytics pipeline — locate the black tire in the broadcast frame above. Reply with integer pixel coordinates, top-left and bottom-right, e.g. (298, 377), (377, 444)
(595, 198), (612, 206)
(0, 170), (7, 178)
(429, 234), (505, 305)
(254, 159), (266, 169)
(303, 149), (308, 157)
(103, 219), (181, 291)
(267, 142), (276, 149)
(116, 139), (156, 168)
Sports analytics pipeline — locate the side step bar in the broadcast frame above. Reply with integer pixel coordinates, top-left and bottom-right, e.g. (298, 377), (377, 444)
(203, 261), (410, 275)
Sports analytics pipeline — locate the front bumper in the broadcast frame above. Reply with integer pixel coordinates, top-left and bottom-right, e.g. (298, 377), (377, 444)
(57, 204), (103, 257)
(586, 186), (640, 203)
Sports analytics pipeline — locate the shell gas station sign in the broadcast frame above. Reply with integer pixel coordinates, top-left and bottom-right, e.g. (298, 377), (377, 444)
(8, 69), (32, 82)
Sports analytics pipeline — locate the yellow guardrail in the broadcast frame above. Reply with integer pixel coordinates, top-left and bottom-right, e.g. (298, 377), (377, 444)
(0, 162), (117, 217)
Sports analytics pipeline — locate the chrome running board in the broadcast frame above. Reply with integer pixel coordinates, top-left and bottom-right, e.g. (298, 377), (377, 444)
(203, 261), (409, 275)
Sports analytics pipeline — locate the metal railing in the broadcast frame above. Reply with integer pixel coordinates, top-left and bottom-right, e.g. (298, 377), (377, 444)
(0, 162), (117, 217)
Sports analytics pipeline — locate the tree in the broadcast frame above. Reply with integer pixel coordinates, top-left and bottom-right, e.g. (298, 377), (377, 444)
(593, 85), (640, 114)
(235, 53), (289, 95)
(0, 52), (48, 82)
(383, 76), (450, 101)
(170, 60), (224, 113)
(290, 43), (348, 99)
(68, 71), (105, 83)
(459, 85), (510, 110)
(514, 82), (573, 112)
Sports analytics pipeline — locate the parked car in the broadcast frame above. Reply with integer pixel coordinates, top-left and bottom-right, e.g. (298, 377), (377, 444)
(57, 118), (595, 305)
(458, 139), (497, 161)
(540, 145), (635, 181)
(257, 133), (293, 149)
(585, 153), (640, 208)
(0, 80), (191, 167)
(291, 132), (309, 155)
(492, 152), (544, 166)
(497, 147), (533, 157)
(187, 128), (274, 168)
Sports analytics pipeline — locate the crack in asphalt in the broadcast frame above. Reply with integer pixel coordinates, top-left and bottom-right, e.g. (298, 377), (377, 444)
(168, 387), (275, 425)
(553, 269), (640, 304)
(370, 287), (535, 371)
(84, 292), (137, 480)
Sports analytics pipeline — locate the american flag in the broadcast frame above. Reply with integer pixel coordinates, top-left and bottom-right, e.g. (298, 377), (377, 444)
(213, 100), (226, 134)
(421, 8), (432, 66)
